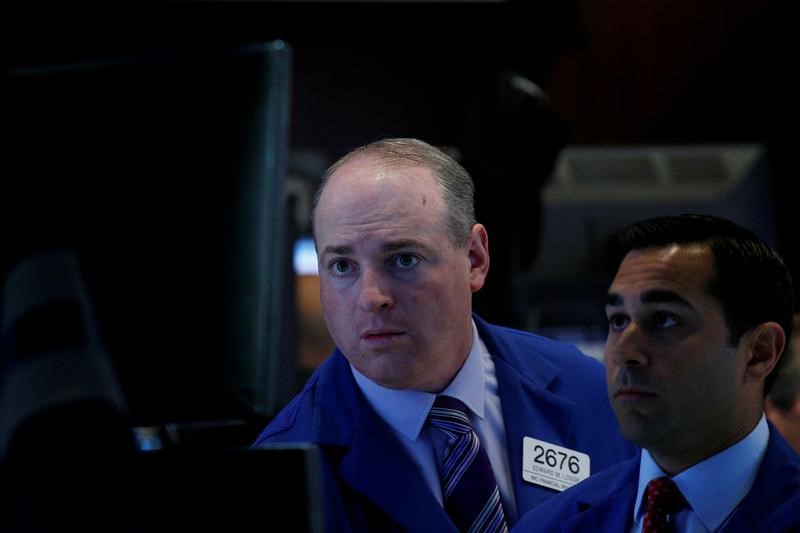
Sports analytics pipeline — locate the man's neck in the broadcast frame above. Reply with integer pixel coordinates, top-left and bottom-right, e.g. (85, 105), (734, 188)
(650, 411), (764, 475)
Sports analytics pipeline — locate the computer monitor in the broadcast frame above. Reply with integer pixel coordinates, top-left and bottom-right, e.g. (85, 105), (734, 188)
(134, 443), (323, 532)
(2, 41), (295, 427)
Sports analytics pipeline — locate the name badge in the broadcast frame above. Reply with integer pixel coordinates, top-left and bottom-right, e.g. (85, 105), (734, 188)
(522, 437), (590, 492)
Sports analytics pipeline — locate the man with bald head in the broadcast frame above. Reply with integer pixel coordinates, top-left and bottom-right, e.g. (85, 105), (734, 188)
(254, 138), (634, 531)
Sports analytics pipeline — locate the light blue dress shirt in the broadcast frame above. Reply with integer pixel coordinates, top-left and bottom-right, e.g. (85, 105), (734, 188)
(630, 414), (770, 532)
(351, 320), (519, 523)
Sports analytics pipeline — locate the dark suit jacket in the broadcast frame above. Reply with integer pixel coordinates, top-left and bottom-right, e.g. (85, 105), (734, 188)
(513, 424), (800, 532)
(254, 315), (636, 531)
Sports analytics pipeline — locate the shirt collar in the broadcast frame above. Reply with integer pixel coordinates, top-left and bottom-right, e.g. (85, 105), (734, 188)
(633, 414), (770, 531)
(351, 320), (485, 441)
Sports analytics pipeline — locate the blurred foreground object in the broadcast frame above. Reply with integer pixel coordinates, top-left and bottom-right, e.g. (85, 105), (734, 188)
(0, 252), (136, 532)
(460, 71), (569, 328)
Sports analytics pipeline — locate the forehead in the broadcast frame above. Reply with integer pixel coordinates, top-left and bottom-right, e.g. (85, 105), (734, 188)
(327, 153), (439, 189)
(609, 244), (716, 302)
(314, 155), (446, 244)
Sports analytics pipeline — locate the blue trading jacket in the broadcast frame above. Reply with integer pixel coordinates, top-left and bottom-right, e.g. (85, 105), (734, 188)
(254, 315), (637, 532)
(514, 424), (800, 532)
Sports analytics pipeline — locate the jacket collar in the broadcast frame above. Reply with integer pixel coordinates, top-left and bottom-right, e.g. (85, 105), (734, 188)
(723, 425), (800, 531)
(473, 315), (582, 513)
(560, 458), (639, 531)
(310, 350), (457, 531)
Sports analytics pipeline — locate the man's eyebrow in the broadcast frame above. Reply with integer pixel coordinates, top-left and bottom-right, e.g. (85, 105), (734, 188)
(604, 289), (692, 307)
(318, 240), (426, 257)
(319, 245), (352, 257)
(641, 289), (691, 307)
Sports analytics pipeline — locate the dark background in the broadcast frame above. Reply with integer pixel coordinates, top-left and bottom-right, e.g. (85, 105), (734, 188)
(5, 0), (799, 425)
(7, 0), (797, 269)
(4, 6), (797, 528)
(10, 0), (795, 278)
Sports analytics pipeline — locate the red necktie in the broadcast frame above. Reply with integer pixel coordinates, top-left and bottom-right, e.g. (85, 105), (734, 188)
(642, 477), (688, 533)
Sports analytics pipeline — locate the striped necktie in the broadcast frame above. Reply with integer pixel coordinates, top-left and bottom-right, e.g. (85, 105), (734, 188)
(428, 396), (508, 533)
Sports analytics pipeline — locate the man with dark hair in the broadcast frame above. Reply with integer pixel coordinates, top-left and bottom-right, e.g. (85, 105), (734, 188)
(516, 214), (800, 532)
(254, 138), (635, 531)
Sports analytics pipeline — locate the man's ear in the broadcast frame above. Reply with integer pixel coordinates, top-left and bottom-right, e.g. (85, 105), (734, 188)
(467, 224), (490, 293)
(744, 322), (786, 384)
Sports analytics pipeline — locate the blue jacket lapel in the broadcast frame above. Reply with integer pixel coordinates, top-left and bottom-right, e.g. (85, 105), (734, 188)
(314, 351), (456, 532)
(337, 405), (456, 532)
(560, 486), (636, 532)
(496, 352), (576, 513)
(560, 460), (638, 532)
(723, 426), (800, 531)
(475, 316), (577, 513)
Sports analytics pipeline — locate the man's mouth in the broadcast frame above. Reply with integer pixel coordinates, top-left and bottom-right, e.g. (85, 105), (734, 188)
(613, 386), (657, 401)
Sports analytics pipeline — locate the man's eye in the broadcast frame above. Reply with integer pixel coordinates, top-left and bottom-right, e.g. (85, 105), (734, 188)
(607, 313), (629, 331)
(391, 254), (420, 269)
(654, 311), (678, 328)
(330, 260), (352, 275)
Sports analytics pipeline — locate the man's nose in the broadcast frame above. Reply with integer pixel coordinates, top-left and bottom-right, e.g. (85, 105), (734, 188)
(357, 268), (394, 312)
(606, 323), (650, 368)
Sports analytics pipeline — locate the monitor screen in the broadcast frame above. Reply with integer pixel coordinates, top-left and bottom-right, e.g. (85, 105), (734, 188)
(2, 41), (294, 426)
(135, 444), (323, 532)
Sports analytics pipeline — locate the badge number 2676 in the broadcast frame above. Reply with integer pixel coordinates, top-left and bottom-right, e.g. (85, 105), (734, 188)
(522, 437), (590, 492)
